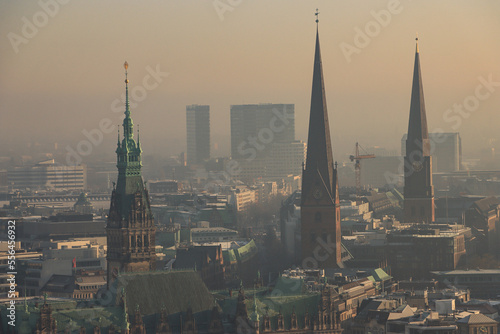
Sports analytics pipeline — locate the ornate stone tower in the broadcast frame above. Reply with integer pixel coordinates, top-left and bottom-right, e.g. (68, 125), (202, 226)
(107, 62), (156, 288)
(301, 14), (342, 269)
(403, 39), (435, 224)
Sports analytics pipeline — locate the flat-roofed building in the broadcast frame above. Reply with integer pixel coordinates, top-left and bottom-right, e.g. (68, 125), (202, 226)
(191, 227), (238, 243)
(432, 269), (500, 299)
(230, 104), (305, 182)
(387, 227), (466, 280)
(8, 159), (86, 190)
(186, 104), (210, 166)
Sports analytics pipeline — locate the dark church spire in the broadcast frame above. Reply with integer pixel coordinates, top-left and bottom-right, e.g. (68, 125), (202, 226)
(303, 19), (335, 197)
(300, 13), (342, 269)
(406, 35), (430, 158)
(403, 37), (435, 224)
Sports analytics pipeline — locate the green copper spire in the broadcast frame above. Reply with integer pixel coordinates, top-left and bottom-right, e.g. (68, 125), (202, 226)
(123, 61), (134, 141)
(137, 124), (141, 151)
(112, 61), (147, 219)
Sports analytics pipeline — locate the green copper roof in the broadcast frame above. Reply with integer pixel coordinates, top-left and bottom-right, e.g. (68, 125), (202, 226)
(235, 240), (258, 263)
(273, 277), (305, 296)
(218, 289), (320, 330)
(113, 270), (216, 316)
(223, 248), (237, 264)
(0, 300), (127, 333)
(372, 268), (392, 281)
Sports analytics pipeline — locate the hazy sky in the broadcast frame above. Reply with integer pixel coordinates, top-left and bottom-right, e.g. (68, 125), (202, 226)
(1, 1), (499, 163)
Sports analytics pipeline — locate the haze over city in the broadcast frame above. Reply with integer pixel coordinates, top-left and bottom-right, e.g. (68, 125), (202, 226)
(1, 1), (499, 162)
(4, 2), (500, 333)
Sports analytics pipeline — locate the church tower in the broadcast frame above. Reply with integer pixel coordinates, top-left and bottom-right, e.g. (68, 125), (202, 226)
(107, 62), (156, 288)
(301, 13), (342, 269)
(403, 39), (435, 224)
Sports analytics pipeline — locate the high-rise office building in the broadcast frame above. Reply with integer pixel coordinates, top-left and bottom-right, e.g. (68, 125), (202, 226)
(403, 40), (435, 224)
(186, 104), (210, 166)
(401, 132), (462, 172)
(230, 103), (305, 181)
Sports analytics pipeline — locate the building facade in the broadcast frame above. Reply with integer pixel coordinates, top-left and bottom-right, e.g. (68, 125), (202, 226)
(230, 103), (305, 182)
(8, 159), (86, 190)
(186, 104), (210, 166)
(401, 133), (462, 173)
(387, 228), (466, 280)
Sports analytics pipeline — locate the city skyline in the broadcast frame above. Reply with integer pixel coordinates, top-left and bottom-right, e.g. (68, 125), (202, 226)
(1, 1), (499, 162)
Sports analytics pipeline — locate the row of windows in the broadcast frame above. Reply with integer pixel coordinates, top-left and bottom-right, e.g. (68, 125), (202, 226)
(118, 155), (140, 162)
(77, 284), (104, 290)
(74, 292), (95, 299)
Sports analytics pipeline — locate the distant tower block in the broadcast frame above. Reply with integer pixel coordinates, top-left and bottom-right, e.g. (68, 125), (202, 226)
(186, 105), (210, 166)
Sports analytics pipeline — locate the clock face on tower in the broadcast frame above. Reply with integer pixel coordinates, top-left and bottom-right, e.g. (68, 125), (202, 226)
(313, 188), (323, 199)
(412, 161), (423, 172)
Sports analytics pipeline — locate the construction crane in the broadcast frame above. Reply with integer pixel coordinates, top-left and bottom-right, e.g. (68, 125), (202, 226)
(349, 142), (375, 199)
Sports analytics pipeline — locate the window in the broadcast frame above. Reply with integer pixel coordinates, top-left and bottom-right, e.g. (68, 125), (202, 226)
(411, 206), (416, 216)
(310, 232), (316, 243)
(315, 212), (322, 223)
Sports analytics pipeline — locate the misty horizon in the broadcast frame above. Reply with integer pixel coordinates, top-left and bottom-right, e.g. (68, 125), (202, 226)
(1, 1), (499, 165)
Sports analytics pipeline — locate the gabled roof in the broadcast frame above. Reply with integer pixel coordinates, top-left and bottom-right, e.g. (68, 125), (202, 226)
(41, 274), (75, 294)
(457, 313), (498, 324)
(473, 196), (500, 215)
(113, 270), (216, 317)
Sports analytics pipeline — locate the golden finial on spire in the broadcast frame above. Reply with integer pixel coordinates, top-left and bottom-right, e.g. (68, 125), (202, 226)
(315, 8), (319, 24)
(124, 61), (129, 83)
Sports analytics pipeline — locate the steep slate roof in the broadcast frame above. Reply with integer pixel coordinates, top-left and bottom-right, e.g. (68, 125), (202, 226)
(473, 196), (500, 215)
(457, 313), (498, 324)
(218, 289), (321, 331)
(41, 274), (75, 294)
(1, 271), (218, 333)
(406, 40), (430, 157)
(174, 245), (221, 271)
(114, 270), (216, 317)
